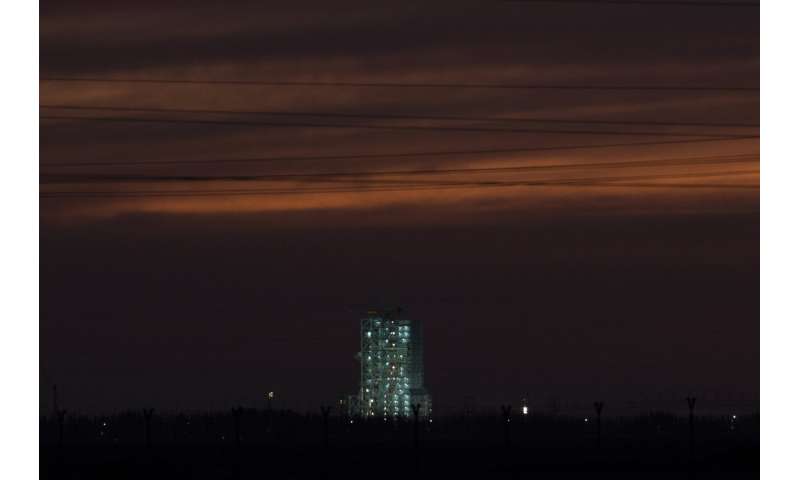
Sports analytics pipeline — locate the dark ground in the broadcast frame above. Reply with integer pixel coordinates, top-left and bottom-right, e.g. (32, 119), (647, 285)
(41, 410), (758, 479)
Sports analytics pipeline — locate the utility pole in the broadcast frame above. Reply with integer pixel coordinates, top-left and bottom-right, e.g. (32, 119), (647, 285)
(593, 401), (604, 449)
(265, 391), (274, 434)
(53, 385), (66, 448)
(501, 404), (513, 449)
(320, 405), (332, 448)
(142, 408), (155, 448)
(52, 385), (59, 417)
(232, 406), (244, 449)
(687, 396), (697, 476)
(412, 403), (422, 474)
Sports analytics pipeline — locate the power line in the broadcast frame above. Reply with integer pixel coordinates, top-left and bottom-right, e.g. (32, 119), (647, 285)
(39, 104), (760, 129)
(40, 77), (759, 92)
(507, 0), (758, 7)
(39, 170), (758, 198)
(40, 136), (759, 169)
(39, 154), (758, 185)
(39, 114), (753, 138)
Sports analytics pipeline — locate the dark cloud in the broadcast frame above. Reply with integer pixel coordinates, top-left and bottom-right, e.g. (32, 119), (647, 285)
(41, 1), (758, 77)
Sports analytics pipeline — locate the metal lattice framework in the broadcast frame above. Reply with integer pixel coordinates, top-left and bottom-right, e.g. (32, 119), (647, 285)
(358, 309), (430, 418)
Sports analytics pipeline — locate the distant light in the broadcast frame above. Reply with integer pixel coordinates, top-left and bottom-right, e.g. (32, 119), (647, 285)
(584, 418), (589, 422)
(732, 415), (737, 420)
(267, 391), (274, 400)
(350, 420), (354, 424)
(522, 406), (528, 415)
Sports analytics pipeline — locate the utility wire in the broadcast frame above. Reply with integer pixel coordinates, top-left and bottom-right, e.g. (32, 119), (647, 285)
(39, 114), (753, 138)
(39, 104), (760, 129)
(40, 170), (759, 198)
(506, 0), (761, 7)
(40, 137), (760, 169)
(507, 0), (758, 7)
(40, 77), (758, 92)
(39, 154), (759, 185)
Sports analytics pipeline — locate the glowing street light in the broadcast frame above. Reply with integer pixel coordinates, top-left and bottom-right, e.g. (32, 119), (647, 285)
(266, 391), (275, 412)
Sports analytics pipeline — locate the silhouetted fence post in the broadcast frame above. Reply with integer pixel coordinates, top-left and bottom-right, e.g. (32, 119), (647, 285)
(143, 408), (154, 448)
(687, 396), (697, 476)
(320, 405), (332, 448)
(593, 401), (604, 448)
(501, 405), (512, 449)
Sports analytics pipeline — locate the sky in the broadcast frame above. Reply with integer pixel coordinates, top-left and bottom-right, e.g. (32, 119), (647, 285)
(40, 1), (759, 415)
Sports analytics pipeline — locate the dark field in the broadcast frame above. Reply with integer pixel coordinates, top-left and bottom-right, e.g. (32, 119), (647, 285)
(41, 410), (758, 479)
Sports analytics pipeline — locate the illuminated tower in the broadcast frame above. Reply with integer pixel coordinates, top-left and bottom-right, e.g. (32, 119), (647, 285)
(358, 308), (431, 418)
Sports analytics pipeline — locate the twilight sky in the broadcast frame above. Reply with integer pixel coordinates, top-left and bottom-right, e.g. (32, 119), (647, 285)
(40, 1), (758, 414)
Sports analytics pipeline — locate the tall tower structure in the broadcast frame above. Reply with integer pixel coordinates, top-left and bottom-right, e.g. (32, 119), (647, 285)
(358, 308), (431, 418)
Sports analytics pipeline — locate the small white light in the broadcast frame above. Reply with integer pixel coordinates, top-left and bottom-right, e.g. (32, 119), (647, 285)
(522, 406), (528, 415)
(584, 418), (588, 422)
